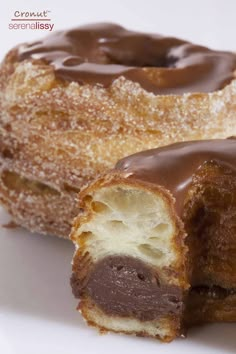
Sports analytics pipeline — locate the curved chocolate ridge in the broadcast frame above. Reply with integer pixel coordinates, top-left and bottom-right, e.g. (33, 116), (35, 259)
(116, 138), (236, 215)
(72, 255), (183, 321)
(18, 23), (236, 94)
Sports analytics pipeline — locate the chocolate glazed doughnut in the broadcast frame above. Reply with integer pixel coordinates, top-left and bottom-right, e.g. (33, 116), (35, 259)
(70, 138), (236, 341)
(0, 23), (236, 237)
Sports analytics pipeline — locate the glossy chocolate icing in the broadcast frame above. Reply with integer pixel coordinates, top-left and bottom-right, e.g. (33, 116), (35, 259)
(116, 138), (236, 214)
(18, 23), (236, 94)
(72, 255), (183, 321)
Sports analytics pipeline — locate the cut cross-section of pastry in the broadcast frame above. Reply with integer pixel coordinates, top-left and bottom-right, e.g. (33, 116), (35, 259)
(71, 178), (189, 342)
(70, 138), (236, 341)
(1, 23), (236, 237)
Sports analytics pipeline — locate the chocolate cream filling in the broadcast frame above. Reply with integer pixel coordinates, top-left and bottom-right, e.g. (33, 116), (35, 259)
(71, 255), (183, 321)
(17, 23), (236, 95)
(70, 139), (236, 322)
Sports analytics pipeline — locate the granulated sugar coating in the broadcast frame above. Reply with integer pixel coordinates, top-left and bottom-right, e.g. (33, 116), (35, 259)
(0, 40), (236, 237)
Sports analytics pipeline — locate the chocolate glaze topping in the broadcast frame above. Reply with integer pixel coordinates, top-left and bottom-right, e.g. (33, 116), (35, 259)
(116, 138), (236, 215)
(72, 256), (183, 321)
(18, 23), (236, 94)
(72, 139), (236, 321)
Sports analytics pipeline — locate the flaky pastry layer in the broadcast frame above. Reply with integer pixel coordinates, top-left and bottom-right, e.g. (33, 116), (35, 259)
(0, 48), (236, 236)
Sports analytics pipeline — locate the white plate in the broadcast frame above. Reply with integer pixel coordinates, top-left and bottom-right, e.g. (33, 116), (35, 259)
(1, 1), (236, 351)
(0, 206), (235, 354)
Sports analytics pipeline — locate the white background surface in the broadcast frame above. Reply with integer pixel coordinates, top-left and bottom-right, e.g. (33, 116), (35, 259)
(0, 0), (236, 353)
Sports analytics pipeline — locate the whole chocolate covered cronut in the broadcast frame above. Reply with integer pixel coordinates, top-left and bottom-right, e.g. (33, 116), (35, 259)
(71, 138), (236, 341)
(0, 23), (236, 237)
